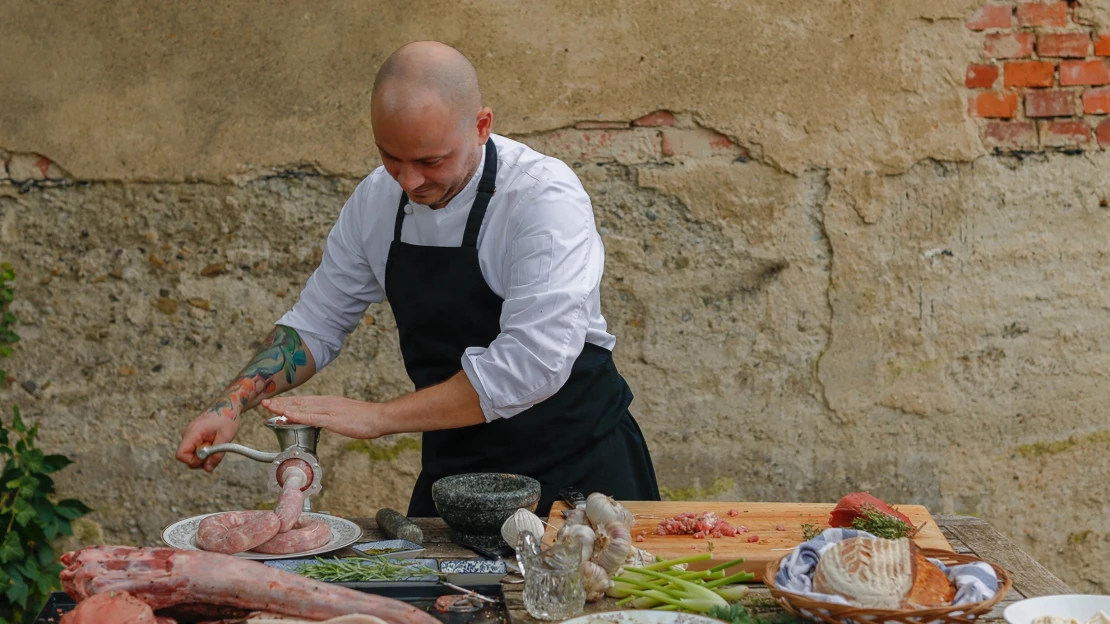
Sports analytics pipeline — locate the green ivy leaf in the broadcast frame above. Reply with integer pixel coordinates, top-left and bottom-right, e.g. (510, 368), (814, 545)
(10, 408), (23, 435)
(3, 574), (27, 606)
(13, 507), (35, 527)
(40, 454), (72, 474)
(55, 499), (91, 520)
(0, 524), (25, 565)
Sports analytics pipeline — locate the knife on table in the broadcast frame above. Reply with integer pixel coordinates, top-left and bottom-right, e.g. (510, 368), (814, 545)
(560, 487), (587, 511)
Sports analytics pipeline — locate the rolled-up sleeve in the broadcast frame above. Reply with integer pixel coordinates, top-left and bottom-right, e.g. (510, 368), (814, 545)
(460, 173), (602, 421)
(276, 185), (383, 369)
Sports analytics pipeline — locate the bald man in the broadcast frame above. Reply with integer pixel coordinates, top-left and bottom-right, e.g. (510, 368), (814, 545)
(176, 41), (660, 522)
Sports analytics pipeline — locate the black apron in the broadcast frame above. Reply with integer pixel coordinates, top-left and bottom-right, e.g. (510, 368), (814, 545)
(383, 138), (660, 518)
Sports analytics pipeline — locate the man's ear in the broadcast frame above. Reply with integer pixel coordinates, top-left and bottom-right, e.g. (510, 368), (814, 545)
(476, 107), (493, 142)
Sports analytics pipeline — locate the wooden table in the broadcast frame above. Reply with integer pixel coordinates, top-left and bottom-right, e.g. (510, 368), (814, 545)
(346, 515), (1072, 624)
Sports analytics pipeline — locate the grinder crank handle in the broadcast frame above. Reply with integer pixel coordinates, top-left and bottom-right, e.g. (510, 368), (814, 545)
(196, 443), (281, 463)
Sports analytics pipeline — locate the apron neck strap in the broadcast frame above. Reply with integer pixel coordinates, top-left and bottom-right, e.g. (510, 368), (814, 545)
(393, 137), (499, 247)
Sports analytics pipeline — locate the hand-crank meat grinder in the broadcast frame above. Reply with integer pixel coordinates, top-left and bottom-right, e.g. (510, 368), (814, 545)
(196, 416), (323, 512)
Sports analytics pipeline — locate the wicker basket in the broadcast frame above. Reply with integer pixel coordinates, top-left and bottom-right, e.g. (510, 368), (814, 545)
(764, 549), (1013, 624)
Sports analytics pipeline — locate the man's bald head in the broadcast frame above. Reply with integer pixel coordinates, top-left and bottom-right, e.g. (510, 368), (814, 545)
(372, 41), (481, 126)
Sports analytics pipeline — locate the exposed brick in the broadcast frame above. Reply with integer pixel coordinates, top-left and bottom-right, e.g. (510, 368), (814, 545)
(1040, 120), (1091, 147)
(1095, 34), (1110, 57)
(1037, 33), (1090, 58)
(7, 153), (46, 182)
(661, 128), (745, 159)
(523, 128), (661, 164)
(1004, 61), (1056, 88)
(970, 91), (1020, 118)
(966, 64), (1000, 89)
(1025, 90), (1077, 117)
(1060, 59), (1110, 86)
(966, 4), (1013, 30)
(1016, 2), (1068, 28)
(574, 121), (630, 129)
(985, 32), (1035, 59)
(1082, 88), (1110, 114)
(983, 121), (1038, 148)
(1097, 119), (1110, 146)
(632, 111), (675, 127)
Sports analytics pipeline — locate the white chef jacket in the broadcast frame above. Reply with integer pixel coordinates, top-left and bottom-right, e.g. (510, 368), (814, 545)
(276, 134), (616, 423)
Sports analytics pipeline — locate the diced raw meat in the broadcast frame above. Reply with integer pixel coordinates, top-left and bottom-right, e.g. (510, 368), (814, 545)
(747, 535), (759, 543)
(657, 511), (743, 538)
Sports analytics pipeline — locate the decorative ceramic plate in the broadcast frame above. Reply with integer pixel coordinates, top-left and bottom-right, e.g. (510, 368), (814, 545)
(262, 557), (441, 582)
(161, 512), (363, 560)
(1004, 595), (1110, 624)
(352, 539), (425, 559)
(560, 611), (725, 624)
(439, 558), (509, 585)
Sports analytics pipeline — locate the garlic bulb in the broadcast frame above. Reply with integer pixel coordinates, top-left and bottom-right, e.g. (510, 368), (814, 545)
(501, 508), (545, 547)
(557, 523), (596, 563)
(581, 561), (613, 602)
(591, 520), (633, 574)
(563, 507), (588, 528)
(585, 493), (620, 527)
(585, 492), (634, 529)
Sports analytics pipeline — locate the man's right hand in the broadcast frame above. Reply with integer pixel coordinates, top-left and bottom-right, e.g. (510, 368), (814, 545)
(176, 404), (242, 473)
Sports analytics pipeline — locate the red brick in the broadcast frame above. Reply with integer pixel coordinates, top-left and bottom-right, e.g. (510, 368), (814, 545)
(1025, 90), (1077, 117)
(1060, 60), (1110, 86)
(982, 121), (1038, 148)
(632, 111), (675, 127)
(970, 91), (1020, 118)
(985, 32), (1035, 59)
(1097, 119), (1110, 146)
(1004, 61), (1056, 87)
(1082, 88), (1110, 114)
(966, 4), (1013, 30)
(661, 128), (745, 159)
(1016, 2), (1068, 27)
(1040, 120), (1091, 147)
(1095, 34), (1110, 57)
(1037, 33), (1090, 58)
(966, 64), (1000, 89)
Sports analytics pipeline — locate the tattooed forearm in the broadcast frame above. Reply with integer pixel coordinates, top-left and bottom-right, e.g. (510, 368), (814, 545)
(206, 326), (312, 421)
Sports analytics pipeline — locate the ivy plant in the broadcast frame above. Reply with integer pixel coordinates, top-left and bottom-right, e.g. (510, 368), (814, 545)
(0, 264), (92, 624)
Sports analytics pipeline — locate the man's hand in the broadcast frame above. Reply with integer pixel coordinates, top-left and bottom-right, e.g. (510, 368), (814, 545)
(176, 400), (242, 472)
(261, 396), (386, 439)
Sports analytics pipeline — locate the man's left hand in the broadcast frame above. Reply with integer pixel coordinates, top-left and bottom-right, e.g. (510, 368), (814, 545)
(261, 396), (385, 439)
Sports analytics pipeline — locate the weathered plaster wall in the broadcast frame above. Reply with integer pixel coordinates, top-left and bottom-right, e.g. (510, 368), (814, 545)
(2, 0), (1109, 593)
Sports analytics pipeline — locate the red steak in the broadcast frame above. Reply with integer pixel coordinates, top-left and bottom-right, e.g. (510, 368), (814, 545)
(829, 492), (914, 528)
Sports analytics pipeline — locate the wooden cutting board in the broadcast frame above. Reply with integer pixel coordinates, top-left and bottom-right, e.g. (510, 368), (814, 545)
(544, 501), (953, 582)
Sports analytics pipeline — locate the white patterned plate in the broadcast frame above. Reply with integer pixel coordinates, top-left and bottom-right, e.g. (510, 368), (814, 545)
(161, 512), (363, 560)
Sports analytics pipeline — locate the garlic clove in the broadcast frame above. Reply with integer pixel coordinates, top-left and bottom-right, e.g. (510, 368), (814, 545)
(556, 523), (596, 563)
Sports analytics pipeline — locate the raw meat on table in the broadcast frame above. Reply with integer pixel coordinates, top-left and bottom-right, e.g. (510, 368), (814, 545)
(828, 492), (914, 528)
(656, 511), (747, 538)
(60, 546), (441, 624)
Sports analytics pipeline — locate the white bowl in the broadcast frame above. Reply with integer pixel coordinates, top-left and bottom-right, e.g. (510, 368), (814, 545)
(1004, 595), (1110, 624)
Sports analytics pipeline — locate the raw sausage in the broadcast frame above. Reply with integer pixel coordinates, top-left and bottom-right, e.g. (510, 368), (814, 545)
(251, 518), (331, 554)
(274, 459), (312, 532)
(196, 511), (280, 554)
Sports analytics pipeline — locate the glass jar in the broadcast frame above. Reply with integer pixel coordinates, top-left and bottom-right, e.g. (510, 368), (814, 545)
(516, 532), (586, 620)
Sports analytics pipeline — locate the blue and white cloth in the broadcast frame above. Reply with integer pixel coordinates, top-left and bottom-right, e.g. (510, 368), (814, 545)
(773, 528), (998, 607)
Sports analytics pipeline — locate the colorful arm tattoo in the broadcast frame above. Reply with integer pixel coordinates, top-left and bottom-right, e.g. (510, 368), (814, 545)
(206, 326), (310, 420)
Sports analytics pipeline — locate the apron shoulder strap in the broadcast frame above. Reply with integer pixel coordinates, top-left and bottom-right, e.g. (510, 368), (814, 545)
(393, 190), (408, 242)
(461, 138), (498, 249)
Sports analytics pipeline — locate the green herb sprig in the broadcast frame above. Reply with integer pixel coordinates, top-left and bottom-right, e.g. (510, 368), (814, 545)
(849, 504), (921, 540)
(293, 555), (441, 582)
